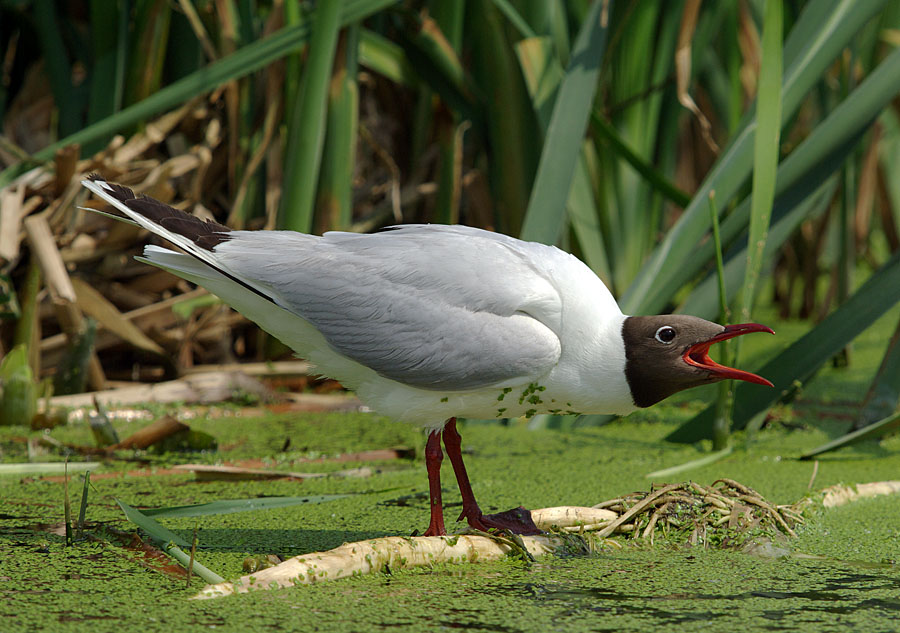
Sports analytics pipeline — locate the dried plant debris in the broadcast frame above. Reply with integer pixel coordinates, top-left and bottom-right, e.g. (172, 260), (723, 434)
(592, 479), (803, 547)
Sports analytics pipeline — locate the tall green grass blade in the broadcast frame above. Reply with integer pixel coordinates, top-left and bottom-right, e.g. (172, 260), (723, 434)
(283, 0), (304, 122)
(118, 500), (224, 583)
(114, 0), (130, 112)
(280, 0), (345, 232)
(76, 471), (90, 541)
(359, 29), (416, 86)
(125, 0), (172, 106)
(431, 1), (466, 225)
(166, 542), (224, 585)
(568, 148), (612, 284)
(32, 1), (81, 137)
(116, 498), (328, 584)
(857, 318), (900, 428)
(519, 0), (611, 244)
(602, 1), (677, 291)
(668, 249), (900, 443)
(621, 0), (890, 315)
(315, 25), (360, 232)
(116, 499), (191, 548)
(514, 35), (610, 283)
(434, 112), (463, 225)
(590, 110), (691, 208)
(398, 10), (479, 136)
(800, 410), (900, 460)
(467, 0), (538, 234)
(736, 0), (783, 437)
(143, 496), (349, 519)
(0, 0), (399, 188)
(708, 193), (730, 324)
(738, 0), (782, 325)
(432, 0), (465, 49)
(515, 36), (563, 132)
(723, 4), (743, 134)
(546, 0), (571, 65)
(87, 0), (120, 124)
(491, 0), (537, 39)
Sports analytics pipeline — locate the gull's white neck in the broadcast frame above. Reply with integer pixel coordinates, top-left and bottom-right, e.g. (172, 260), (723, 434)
(539, 254), (636, 416)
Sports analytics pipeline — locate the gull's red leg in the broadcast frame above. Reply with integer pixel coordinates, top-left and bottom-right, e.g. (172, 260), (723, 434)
(442, 418), (541, 535)
(440, 418), (489, 530)
(422, 428), (446, 536)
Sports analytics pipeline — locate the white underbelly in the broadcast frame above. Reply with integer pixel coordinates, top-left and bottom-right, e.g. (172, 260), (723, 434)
(354, 369), (637, 431)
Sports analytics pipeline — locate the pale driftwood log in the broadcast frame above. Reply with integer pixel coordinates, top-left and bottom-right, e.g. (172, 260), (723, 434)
(23, 214), (76, 302)
(110, 415), (188, 450)
(530, 506), (617, 531)
(25, 213), (107, 390)
(193, 506), (617, 600)
(821, 481), (900, 507)
(47, 370), (271, 411)
(48, 371), (361, 417)
(193, 534), (566, 599)
(181, 360), (312, 377)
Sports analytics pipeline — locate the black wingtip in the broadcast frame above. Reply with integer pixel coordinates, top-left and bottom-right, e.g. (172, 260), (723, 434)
(86, 177), (232, 251)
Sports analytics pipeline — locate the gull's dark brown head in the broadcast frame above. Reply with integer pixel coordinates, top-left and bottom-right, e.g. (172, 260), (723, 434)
(622, 315), (774, 408)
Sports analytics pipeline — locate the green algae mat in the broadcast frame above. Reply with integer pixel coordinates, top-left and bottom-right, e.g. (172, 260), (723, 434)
(2, 404), (899, 633)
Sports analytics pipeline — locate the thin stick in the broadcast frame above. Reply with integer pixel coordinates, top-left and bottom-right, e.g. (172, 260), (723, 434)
(807, 460), (819, 490)
(63, 458), (72, 547)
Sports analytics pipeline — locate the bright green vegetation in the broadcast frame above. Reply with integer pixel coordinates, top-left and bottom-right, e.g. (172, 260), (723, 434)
(1, 300), (898, 632)
(2, 394), (899, 631)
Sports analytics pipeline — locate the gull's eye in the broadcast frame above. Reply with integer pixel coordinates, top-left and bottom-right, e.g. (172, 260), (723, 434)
(655, 326), (676, 344)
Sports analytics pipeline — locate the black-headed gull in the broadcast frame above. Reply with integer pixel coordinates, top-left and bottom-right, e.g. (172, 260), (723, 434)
(82, 176), (774, 536)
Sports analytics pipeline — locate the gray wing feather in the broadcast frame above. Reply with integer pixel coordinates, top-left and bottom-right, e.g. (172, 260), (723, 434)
(214, 225), (565, 390)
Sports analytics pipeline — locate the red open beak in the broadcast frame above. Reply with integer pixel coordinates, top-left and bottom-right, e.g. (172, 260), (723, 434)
(682, 323), (775, 387)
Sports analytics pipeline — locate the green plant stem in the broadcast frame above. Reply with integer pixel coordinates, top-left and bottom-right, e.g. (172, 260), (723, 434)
(280, 0), (344, 232)
(708, 191), (733, 451)
(13, 255), (42, 374)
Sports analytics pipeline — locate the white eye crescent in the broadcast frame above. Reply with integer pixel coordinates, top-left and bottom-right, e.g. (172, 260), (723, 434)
(655, 326), (676, 344)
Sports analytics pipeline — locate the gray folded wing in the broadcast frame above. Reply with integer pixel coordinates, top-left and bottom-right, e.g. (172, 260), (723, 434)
(213, 225), (565, 390)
